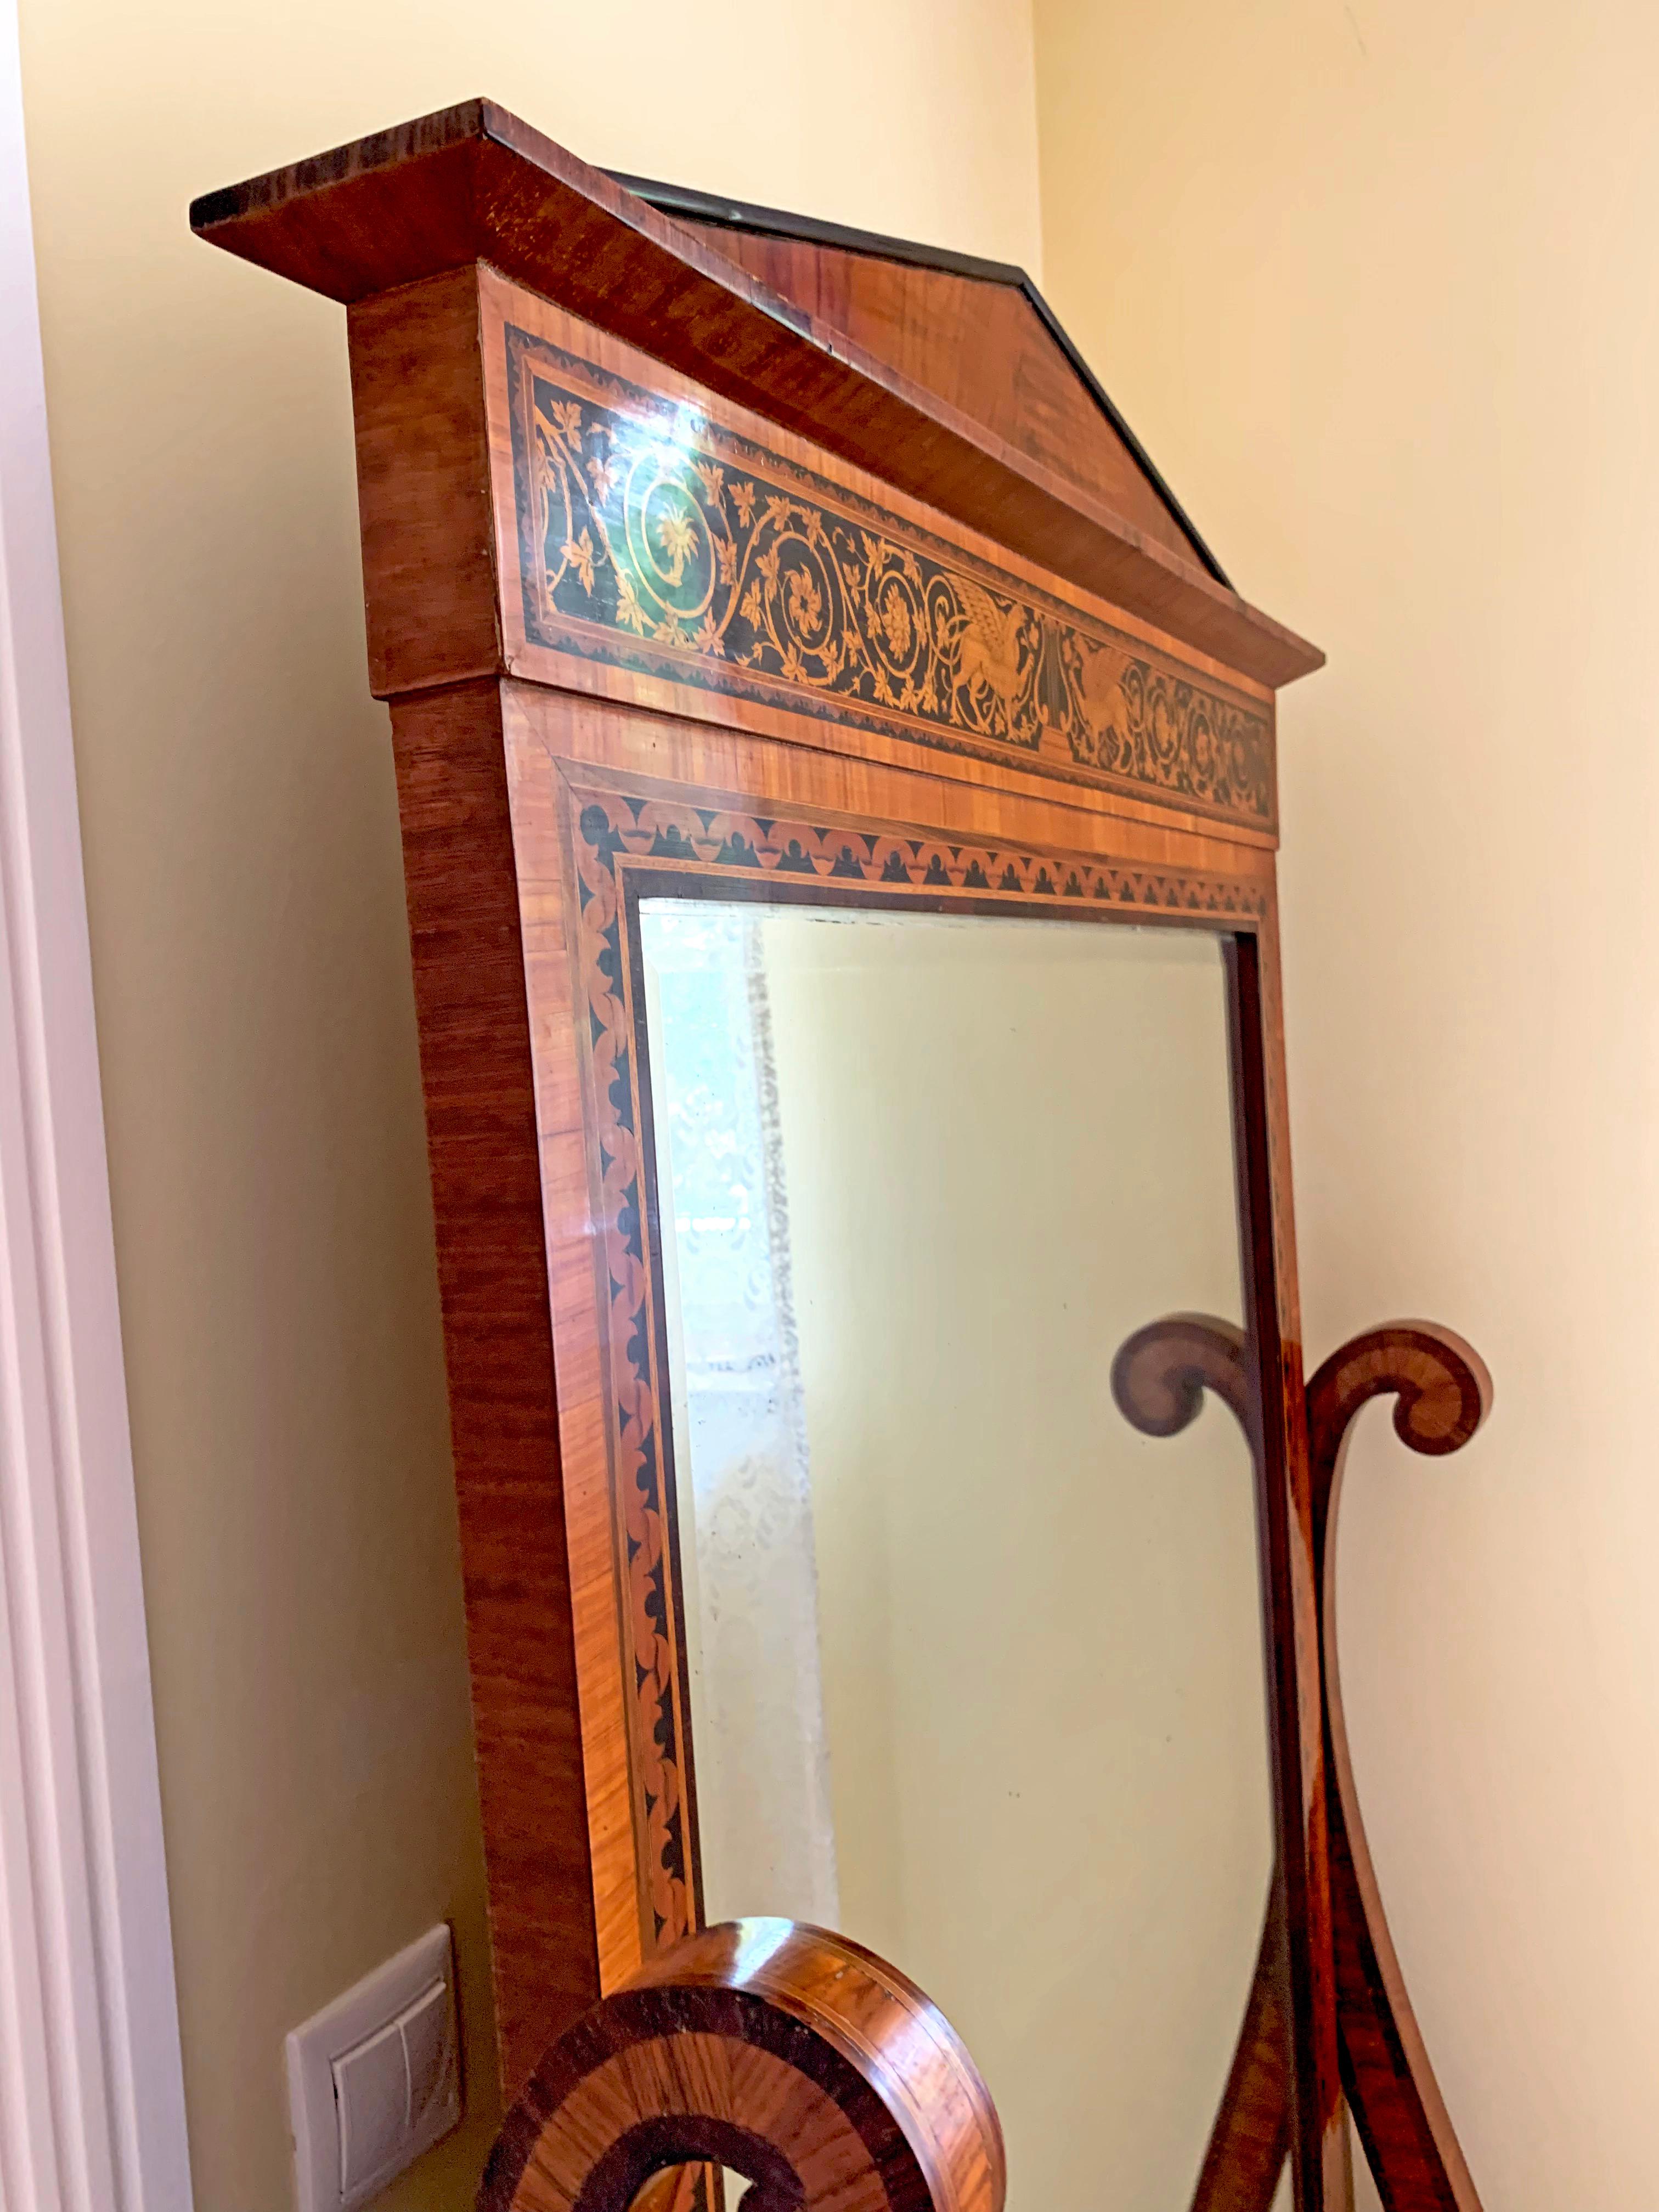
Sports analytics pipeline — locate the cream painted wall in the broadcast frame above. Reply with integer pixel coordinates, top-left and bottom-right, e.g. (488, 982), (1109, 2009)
(1035, 3), (1659, 2207)
(15, 5), (1040, 2207)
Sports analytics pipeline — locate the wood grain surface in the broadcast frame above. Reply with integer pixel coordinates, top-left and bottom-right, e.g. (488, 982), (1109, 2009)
(1307, 1328), (1494, 2212)
(479, 1921), (1005, 2212)
(190, 99), (1322, 688)
(344, 260), (1282, 844)
(1189, 1888), (1296, 2212)
(1224, 941), (1350, 2208)
(1113, 1312), (1321, 2212)
(668, 225), (1201, 567)
(388, 678), (602, 2092)
(485, 274), (1277, 831)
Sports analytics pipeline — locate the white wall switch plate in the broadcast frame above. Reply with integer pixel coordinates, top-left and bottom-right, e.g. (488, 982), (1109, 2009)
(286, 1924), (462, 2212)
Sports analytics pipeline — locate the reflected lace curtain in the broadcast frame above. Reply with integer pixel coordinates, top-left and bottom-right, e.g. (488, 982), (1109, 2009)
(641, 904), (840, 1927)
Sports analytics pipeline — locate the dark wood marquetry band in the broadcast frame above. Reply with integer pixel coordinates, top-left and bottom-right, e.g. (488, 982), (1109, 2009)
(479, 1921), (1005, 2212)
(509, 330), (1275, 828)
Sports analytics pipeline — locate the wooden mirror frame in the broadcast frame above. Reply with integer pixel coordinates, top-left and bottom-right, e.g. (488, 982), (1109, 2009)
(191, 100), (1489, 2212)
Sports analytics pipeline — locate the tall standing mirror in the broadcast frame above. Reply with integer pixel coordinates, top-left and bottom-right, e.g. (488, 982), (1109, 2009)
(640, 898), (1283, 2211)
(191, 103), (1496, 2212)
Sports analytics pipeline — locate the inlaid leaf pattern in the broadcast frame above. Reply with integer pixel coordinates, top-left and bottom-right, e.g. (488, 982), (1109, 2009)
(506, 329), (1275, 827)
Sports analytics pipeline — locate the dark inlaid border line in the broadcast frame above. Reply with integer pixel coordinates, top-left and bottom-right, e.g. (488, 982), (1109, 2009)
(505, 325), (1275, 832)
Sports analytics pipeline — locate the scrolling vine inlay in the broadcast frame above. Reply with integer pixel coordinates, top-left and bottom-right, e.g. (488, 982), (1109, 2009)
(568, 777), (1269, 1948)
(508, 330), (1274, 828)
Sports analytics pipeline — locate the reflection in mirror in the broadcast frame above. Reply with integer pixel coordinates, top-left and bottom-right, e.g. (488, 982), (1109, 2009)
(629, 2170), (759, 2212)
(640, 900), (1278, 2212)
(1352, 2124), (1384, 2212)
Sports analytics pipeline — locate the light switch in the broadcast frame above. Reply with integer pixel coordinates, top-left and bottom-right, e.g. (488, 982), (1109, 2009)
(287, 1926), (462, 2212)
(398, 1979), (452, 2124)
(332, 2018), (408, 2195)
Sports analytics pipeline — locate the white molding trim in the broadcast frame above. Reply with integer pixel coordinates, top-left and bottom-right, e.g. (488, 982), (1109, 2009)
(0, 5), (193, 2207)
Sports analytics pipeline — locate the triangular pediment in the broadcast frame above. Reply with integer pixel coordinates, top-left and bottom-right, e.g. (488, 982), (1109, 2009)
(611, 174), (1227, 586)
(192, 100), (1321, 682)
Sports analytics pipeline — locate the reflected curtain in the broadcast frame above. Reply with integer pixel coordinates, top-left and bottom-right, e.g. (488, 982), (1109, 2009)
(640, 903), (840, 1926)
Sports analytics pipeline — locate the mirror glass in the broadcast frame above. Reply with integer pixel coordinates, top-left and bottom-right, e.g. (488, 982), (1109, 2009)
(640, 898), (1278, 2212)
(628, 2168), (755, 2212)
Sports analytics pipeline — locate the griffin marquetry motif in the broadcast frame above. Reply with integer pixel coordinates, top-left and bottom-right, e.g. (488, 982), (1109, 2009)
(508, 331), (1274, 828)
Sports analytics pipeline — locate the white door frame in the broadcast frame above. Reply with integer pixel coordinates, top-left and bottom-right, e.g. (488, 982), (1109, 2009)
(0, 3), (193, 2204)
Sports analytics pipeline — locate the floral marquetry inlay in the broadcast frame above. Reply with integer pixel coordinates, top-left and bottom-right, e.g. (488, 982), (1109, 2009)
(566, 778), (1268, 1948)
(506, 329), (1274, 829)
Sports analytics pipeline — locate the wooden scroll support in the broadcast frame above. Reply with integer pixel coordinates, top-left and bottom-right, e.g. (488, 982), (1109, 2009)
(1111, 1313), (1251, 1441)
(479, 1920), (1006, 2212)
(1307, 1326), (1492, 2212)
(1115, 1314), (1493, 2212)
(1112, 1317), (1294, 2212)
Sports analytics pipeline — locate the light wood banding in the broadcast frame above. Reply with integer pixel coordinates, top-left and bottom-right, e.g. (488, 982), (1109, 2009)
(481, 1921), (1005, 2212)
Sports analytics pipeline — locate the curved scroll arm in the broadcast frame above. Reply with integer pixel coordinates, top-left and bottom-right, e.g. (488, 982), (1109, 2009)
(1114, 1315), (1291, 2212)
(1186, 1883), (1293, 2212)
(1111, 1312), (1250, 1440)
(478, 1920), (1006, 2212)
(1308, 1324), (1493, 2212)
